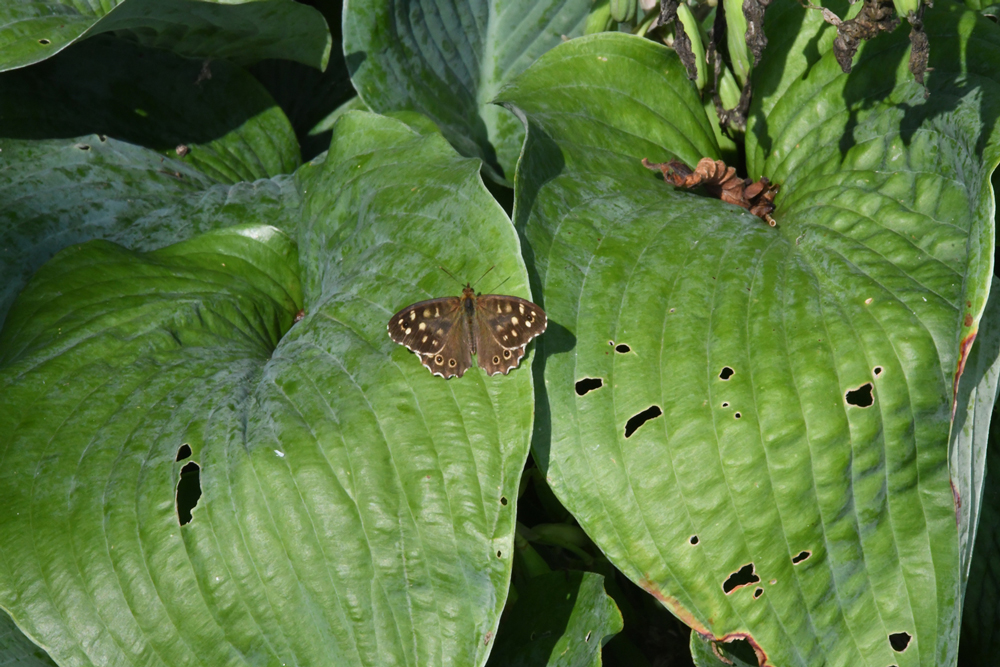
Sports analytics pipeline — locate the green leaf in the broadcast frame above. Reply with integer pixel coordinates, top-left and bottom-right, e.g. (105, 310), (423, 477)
(342, 0), (592, 184)
(0, 111), (536, 667)
(689, 630), (757, 667)
(0, 35), (300, 182)
(500, 5), (998, 666)
(958, 279), (1000, 663)
(0, 0), (331, 73)
(0, 134), (300, 331)
(488, 571), (622, 667)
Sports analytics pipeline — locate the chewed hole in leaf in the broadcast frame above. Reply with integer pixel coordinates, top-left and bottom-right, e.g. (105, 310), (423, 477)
(575, 378), (604, 396)
(624, 405), (662, 438)
(175, 443), (192, 461)
(722, 401), (729, 408)
(889, 632), (911, 652)
(689, 535), (699, 545)
(792, 550), (811, 564)
(585, 631), (592, 642)
(500, 496), (508, 506)
(176, 462), (202, 526)
(496, 550), (502, 558)
(39, 38), (51, 45)
(719, 366), (735, 380)
(722, 563), (760, 594)
(845, 382), (874, 407)
(734, 412), (742, 419)
(873, 366), (883, 376)
(615, 344), (631, 353)
(753, 587), (763, 599)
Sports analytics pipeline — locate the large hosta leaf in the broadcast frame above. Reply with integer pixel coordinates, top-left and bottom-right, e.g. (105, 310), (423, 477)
(0, 0), (330, 73)
(0, 111), (535, 666)
(500, 5), (999, 665)
(343, 0), (591, 184)
(0, 35), (303, 329)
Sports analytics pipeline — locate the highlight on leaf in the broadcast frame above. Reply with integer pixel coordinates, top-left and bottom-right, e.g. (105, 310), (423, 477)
(641, 157), (778, 225)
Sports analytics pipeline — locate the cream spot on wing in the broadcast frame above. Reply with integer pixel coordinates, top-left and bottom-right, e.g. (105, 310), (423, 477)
(410, 311), (416, 321)
(405, 327), (412, 334)
(511, 316), (519, 325)
(418, 322), (426, 331)
(423, 308), (431, 318)
(519, 304), (525, 315)
(511, 330), (518, 337)
(496, 303), (502, 313)
(398, 319), (405, 327)
(436, 329), (443, 336)
(503, 335), (509, 341)
(434, 307), (440, 317)
(496, 324), (504, 332)
(505, 303), (512, 313)
(421, 335), (428, 343)
(525, 320), (532, 328)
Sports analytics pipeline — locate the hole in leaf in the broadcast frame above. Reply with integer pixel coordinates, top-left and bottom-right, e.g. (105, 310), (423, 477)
(873, 366), (883, 376)
(500, 496), (508, 506)
(792, 550), (811, 564)
(175, 444), (192, 461)
(624, 405), (662, 438)
(615, 344), (631, 353)
(176, 462), (202, 526)
(721, 401), (729, 408)
(689, 535), (699, 545)
(38, 38), (51, 45)
(753, 587), (763, 599)
(889, 632), (911, 652)
(575, 377), (604, 396)
(585, 631), (592, 642)
(496, 550), (502, 558)
(719, 366), (735, 380)
(734, 412), (742, 419)
(845, 382), (874, 407)
(75, 143), (90, 151)
(722, 563), (760, 594)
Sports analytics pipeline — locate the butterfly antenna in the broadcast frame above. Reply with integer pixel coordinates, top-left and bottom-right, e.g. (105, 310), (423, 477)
(438, 266), (465, 287)
(485, 275), (512, 294)
(473, 265), (495, 288)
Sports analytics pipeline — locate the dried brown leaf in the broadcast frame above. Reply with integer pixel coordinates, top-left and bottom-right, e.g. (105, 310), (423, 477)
(642, 157), (779, 225)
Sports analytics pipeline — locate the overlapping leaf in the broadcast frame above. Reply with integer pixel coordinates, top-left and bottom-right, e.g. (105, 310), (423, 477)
(0, 112), (536, 666)
(500, 5), (999, 666)
(0, 36), (303, 329)
(0, 0), (330, 72)
(343, 0), (591, 183)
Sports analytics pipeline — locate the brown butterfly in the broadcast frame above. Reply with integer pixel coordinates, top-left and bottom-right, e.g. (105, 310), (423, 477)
(388, 284), (547, 378)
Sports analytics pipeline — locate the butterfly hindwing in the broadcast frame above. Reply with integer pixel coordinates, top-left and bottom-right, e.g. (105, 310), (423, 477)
(473, 295), (547, 375)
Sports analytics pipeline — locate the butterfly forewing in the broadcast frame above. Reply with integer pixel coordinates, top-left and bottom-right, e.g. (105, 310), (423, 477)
(388, 296), (474, 378)
(388, 297), (462, 354)
(473, 295), (547, 376)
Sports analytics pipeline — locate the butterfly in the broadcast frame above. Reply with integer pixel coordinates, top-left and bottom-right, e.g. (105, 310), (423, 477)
(388, 284), (547, 378)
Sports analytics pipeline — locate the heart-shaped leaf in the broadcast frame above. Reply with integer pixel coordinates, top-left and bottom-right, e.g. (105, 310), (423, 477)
(343, 0), (592, 183)
(0, 111), (536, 667)
(0, 0), (331, 73)
(499, 4), (999, 665)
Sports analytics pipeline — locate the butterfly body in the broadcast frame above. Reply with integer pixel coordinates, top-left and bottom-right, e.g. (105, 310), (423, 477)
(388, 284), (547, 378)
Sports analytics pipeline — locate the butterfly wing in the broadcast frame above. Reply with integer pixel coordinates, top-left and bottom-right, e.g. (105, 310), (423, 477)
(387, 297), (473, 378)
(473, 295), (547, 375)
